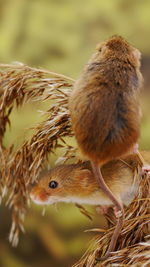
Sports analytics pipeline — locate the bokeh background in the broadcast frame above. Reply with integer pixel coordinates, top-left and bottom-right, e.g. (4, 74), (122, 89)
(0, 0), (150, 266)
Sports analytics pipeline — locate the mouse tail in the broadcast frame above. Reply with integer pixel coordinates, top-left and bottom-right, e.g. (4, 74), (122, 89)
(91, 162), (124, 259)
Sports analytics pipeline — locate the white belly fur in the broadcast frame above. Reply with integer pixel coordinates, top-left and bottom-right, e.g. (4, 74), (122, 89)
(66, 181), (139, 206)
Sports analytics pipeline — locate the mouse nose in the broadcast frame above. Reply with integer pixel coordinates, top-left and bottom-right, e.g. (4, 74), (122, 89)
(30, 186), (49, 203)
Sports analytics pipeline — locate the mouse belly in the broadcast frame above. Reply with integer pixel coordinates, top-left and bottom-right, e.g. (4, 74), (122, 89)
(120, 183), (139, 206)
(77, 183), (139, 207)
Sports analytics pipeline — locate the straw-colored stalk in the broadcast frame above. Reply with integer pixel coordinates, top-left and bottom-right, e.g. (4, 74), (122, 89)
(0, 62), (75, 246)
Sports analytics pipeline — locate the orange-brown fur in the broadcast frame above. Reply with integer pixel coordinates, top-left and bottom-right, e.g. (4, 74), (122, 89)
(69, 36), (142, 164)
(30, 152), (149, 205)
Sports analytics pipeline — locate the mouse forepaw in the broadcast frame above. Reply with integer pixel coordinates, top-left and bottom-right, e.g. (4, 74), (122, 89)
(142, 165), (150, 179)
(113, 206), (123, 218)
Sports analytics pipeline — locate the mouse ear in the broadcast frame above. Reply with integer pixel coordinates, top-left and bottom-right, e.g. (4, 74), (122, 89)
(132, 48), (141, 62)
(80, 169), (92, 177)
(75, 169), (92, 180)
(74, 169), (92, 187)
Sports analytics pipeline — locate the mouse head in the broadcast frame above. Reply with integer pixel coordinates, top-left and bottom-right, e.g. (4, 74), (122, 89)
(96, 35), (141, 66)
(30, 163), (96, 205)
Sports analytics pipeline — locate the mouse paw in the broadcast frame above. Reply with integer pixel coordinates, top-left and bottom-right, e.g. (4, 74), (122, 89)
(142, 165), (150, 179)
(113, 206), (122, 218)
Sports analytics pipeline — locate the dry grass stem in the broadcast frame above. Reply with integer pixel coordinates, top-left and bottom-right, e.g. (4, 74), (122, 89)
(0, 62), (75, 246)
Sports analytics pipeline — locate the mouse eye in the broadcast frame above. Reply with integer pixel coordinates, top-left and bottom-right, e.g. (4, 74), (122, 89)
(48, 180), (58, 189)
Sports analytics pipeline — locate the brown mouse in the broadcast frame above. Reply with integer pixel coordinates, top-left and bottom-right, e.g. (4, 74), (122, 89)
(69, 35), (143, 258)
(30, 152), (150, 207)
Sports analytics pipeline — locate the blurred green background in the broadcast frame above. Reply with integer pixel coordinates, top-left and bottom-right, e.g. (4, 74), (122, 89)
(0, 0), (150, 266)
